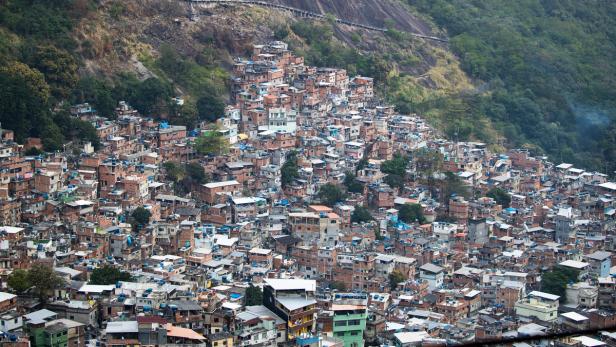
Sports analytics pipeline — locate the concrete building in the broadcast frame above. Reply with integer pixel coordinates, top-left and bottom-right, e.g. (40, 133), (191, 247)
(263, 278), (317, 343)
(419, 263), (444, 291)
(331, 293), (368, 347)
(515, 291), (560, 322)
(585, 251), (612, 278)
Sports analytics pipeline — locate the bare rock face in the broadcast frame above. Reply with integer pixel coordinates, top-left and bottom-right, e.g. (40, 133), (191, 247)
(271, 0), (434, 35)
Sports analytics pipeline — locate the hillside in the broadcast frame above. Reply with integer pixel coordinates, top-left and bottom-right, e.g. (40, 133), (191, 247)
(272, 0), (434, 35)
(0, 0), (469, 151)
(1, 0), (614, 173)
(407, 0), (616, 173)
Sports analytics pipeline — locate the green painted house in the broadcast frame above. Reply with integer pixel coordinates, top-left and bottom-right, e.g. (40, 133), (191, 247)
(332, 293), (368, 347)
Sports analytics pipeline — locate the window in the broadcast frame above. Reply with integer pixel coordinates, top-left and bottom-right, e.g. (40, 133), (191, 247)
(348, 320), (360, 326)
(334, 321), (347, 327)
(350, 331), (359, 336)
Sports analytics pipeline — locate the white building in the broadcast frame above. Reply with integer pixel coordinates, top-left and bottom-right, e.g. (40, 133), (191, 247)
(267, 108), (297, 134)
(419, 263), (444, 291)
(514, 291), (559, 322)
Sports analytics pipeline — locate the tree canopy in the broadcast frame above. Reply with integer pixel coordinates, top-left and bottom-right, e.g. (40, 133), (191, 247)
(7, 269), (31, 294)
(197, 93), (226, 122)
(195, 129), (229, 156)
(131, 206), (151, 231)
(27, 263), (65, 302)
(318, 183), (347, 207)
(90, 266), (132, 285)
(281, 151), (300, 188)
(343, 171), (363, 194)
(398, 203), (426, 224)
(351, 205), (373, 224)
(27, 44), (78, 100)
(0, 0), (230, 151)
(408, 0), (616, 173)
(0, 61), (51, 143)
(163, 161), (209, 194)
(381, 153), (409, 189)
(389, 270), (406, 290)
(244, 285), (263, 306)
(487, 187), (511, 208)
(541, 265), (579, 303)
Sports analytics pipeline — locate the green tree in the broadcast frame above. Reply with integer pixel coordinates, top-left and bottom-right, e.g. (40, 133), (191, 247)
(185, 162), (208, 184)
(38, 116), (65, 151)
(24, 147), (44, 156)
(245, 284), (263, 306)
(171, 99), (199, 128)
(408, 0), (616, 174)
(414, 148), (444, 180)
(163, 161), (185, 184)
(381, 153), (408, 176)
(541, 266), (580, 303)
(52, 111), (101, 149)
(381, 153), (408, 189)
(90, 266), (132, 285)
(384, 174), (405, 190)
(195, 129), (229, 156)
(0, 61), (51, 143)
(132, 77), (173, 116)
(486, 187), (511, 208)
(351, 205), (373, 224)
(27, 263), (64, 303)
(7, 269), (31, 294)
(343, 171), (363, 193)
(158, 44), (186, 77)
(28, 45), (78, 100)
(356, 157), (368, 172)
(179, 162), (209, 193)
(78, 77), (116, 118)
(273, 25), (289, 40)
(442, 172), (471, 203)
(318, 183), (347, 207)
(281, 151), (299, 188)
(399, 203), (426, 224)
(389, 270), (406, 290)
(196, 93), (226, 122)
(130, 206), (151, 231)
(374, 226), (384, 241)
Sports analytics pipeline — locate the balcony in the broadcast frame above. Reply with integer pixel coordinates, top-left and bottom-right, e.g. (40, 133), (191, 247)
(288, 308), (317, 320)
(289, 318), (314, 332)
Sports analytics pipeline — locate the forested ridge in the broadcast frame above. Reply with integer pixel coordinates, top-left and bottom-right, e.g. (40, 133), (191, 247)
(0, 0), (227, 151)
(0, 0), (101, 150)
(407, 0), (616, 172)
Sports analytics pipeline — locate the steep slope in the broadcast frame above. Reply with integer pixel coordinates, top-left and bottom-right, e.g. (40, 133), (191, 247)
(0, 0), (476, 150)
(407, 0), (616, 172)
(272, 0), (434, 35)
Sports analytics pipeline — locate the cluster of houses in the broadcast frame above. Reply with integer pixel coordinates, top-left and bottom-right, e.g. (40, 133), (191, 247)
(0, 41), (614, 347)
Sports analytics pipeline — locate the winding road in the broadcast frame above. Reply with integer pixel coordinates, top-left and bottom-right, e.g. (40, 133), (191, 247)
(185, 0), (448, 42)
